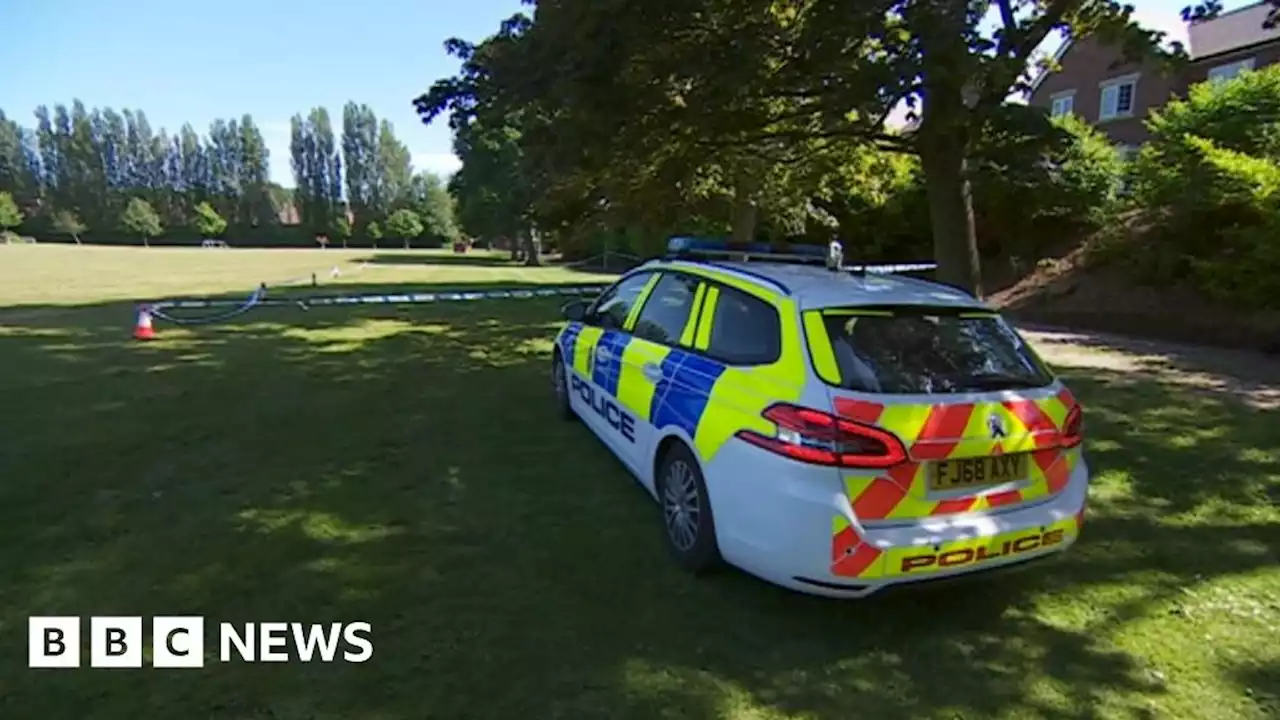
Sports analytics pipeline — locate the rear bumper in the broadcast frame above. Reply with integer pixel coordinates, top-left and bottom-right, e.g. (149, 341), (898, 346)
(704, 441), (1089, 599)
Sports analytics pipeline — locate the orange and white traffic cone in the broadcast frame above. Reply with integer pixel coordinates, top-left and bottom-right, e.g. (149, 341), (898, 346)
(133, 305), (157, 340)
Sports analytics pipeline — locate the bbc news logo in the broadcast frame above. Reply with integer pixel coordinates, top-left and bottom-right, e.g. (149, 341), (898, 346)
(29, 617), (373, 668)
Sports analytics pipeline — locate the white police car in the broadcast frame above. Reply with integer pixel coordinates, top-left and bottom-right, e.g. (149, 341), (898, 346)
(551, 238), (1087, 598)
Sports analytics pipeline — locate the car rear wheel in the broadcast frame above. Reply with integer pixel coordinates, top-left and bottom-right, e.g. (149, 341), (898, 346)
(551, 351), (574, 421)
(656, 443), (721, 574)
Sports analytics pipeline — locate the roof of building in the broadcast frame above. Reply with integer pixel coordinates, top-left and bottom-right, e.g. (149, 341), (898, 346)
(1027, 2), (1280, 96)
(1188, 1), (1280, 59)
(654, 259), (985, 311)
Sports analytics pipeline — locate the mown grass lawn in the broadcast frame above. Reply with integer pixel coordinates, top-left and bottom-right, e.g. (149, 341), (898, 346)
(0, 246), (1276, 719)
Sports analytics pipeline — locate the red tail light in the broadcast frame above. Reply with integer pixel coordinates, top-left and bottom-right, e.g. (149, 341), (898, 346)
(1061, 405), (1084, 448)
(735, 403), (908, 469)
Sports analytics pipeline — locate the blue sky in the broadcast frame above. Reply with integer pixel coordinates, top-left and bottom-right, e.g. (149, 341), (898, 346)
(0, 0), (1250, 187)
(0, 0), (527, 186)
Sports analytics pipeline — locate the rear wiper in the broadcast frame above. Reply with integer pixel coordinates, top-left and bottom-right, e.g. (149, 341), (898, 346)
(962, 373), (1047, 391)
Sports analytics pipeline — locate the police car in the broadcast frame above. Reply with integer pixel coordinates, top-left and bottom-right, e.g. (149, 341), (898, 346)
(551, 238), (1087, 598)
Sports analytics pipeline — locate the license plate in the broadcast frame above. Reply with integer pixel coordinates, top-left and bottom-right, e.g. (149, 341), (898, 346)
(930, 454), (1027, 491)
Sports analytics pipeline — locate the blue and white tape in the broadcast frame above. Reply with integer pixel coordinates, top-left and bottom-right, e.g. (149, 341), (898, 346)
(147, 284), (608, 312)
(846, 263), (938, 274)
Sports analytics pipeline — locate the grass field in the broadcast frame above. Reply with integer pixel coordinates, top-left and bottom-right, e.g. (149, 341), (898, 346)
(1, 245), (1276, 719)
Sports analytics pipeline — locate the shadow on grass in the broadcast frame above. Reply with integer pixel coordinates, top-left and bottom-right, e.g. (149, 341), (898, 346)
(557, 254), (642, 275)
(0, 292), (1276, 719)
(356, 251), (521, 268)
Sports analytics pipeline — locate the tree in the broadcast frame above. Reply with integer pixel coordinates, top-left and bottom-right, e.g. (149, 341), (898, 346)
(384, 208), (424, 249)
(332, 214), (352, 249)
(290, 108), (343, 234)
(193, 201), (227, 238)
(342, 102), (379, 235)
(415, 14), (550, 267)
(121, 197), (162, 247)
(419, 1), (1185, 296)
(51, 209), (87, 244)
(0, 191), (21, 232)
(375, 120), (414, 215)
(367, 220), (383, 248)
(406, 172), (459, 244)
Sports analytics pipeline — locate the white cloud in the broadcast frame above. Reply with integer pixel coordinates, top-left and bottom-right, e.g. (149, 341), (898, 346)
(1132, 3), (1191, 49)
(413, 151), (462, 177)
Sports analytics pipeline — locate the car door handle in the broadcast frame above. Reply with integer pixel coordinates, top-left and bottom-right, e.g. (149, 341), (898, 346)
(642, 362), (664, 382)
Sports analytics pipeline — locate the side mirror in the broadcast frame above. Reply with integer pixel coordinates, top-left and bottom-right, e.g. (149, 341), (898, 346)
(561, 299), (589, 322)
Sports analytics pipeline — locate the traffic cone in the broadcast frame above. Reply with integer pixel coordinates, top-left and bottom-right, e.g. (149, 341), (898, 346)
(133, 305), (156, 340)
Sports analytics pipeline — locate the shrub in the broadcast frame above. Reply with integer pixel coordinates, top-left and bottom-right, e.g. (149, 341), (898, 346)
(970, 111), (1125, 261)
(1128, 65), (1280, 308)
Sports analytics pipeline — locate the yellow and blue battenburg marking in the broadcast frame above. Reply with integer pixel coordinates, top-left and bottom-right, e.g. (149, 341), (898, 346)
(592, 330), (632, 395)
(650, 351), (727, 442)
(558, 321), (730, 448)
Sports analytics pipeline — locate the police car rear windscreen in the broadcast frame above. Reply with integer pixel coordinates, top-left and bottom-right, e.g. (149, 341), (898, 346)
(808, 306), (1054, 395)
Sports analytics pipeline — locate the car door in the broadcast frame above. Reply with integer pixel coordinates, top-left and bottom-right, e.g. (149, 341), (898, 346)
(567, 271), (656, 471)
(618, 271), (708, 486)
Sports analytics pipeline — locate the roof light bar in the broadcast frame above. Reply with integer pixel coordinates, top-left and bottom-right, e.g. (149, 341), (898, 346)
(664, 237), (937, 275)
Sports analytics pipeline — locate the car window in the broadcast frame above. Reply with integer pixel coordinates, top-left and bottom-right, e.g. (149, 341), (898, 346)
(589, 272), (653, 330)
(705, 286), (781, 365)
(814, 307), (1054, 394)
(632, 273), (701, 346)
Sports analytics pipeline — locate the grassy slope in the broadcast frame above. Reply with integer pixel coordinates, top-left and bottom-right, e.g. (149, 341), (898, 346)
(987, 240), (1280, 354)
(0, 245), (1276, 719)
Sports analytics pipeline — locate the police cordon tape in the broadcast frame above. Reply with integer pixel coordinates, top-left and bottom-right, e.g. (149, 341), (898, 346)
(150, 283), (609, 311)
(132, 248), (635, 337)
(134, 283), (610, 337)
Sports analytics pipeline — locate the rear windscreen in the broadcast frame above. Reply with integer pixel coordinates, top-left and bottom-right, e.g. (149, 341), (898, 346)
(806, 307), (1054, 394)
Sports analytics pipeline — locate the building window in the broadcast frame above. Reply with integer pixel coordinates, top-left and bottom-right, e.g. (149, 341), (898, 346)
(1099, 74), (1139, 121)
(1207, 57), (1255, 84)
(1050, 91), (1075, 117)
(1116, 144), (1139, 162)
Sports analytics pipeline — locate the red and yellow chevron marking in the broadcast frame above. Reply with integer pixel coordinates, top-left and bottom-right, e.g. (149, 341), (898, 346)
(831, 515), (884, 577)
(834, 388), (1080, 522)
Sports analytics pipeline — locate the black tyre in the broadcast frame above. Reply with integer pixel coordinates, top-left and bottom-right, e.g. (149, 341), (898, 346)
(656, 442), (722, 574)
(551, 351), (575, 421)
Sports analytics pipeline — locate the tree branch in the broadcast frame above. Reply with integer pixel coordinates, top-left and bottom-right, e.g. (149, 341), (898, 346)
(979, 0), (1074, 107)
(694, 127), (915, 155)
(1010, 0), (1074, 66)
(995, 0), (1018, 56)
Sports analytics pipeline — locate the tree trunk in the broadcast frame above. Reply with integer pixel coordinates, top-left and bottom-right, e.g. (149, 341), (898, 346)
(72, 233), (81, 245)
(143, 235), (149, 248)
(522, 228), (541, 267)
(914, 3), (983, 298)
(731, 169), (758, 244)
(918, 139), (982, 297)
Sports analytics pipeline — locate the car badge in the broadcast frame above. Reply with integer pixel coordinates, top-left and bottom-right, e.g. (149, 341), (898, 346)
(988, 413), (1008, 440)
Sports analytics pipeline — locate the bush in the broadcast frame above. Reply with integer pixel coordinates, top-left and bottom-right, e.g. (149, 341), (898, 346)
(970, 111), (1125, 261)
(1, 231), (36, 244)
(1128, 65), (1280, 308)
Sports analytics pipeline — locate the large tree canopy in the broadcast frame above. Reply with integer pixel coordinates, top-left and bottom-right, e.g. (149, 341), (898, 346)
(418, 0), (1194, 295)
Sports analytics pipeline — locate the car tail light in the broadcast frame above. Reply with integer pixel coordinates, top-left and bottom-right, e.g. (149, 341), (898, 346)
(735, 403), (908, 469)
(1061, 405), (1084, 448)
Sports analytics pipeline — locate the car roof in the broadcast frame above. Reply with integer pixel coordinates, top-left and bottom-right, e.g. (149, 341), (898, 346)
(649, 259), (989, 311)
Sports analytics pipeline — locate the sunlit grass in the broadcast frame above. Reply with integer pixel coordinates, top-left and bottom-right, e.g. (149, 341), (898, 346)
(0, 244), (615, 306)
(0, 250), (1276, 718)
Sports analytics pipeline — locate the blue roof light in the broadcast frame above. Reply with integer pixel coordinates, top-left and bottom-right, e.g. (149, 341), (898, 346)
(663, 236), (938, 277)
(665, 236), (827, 258)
